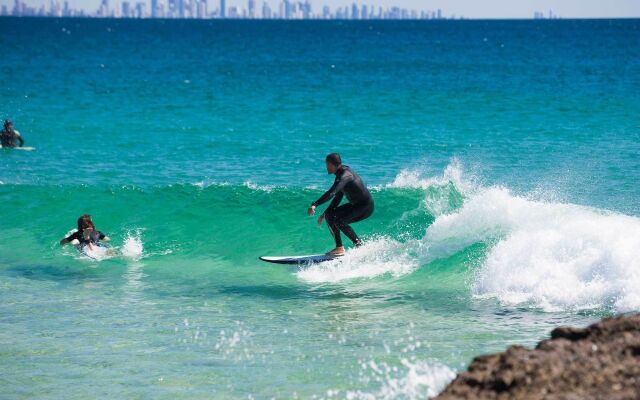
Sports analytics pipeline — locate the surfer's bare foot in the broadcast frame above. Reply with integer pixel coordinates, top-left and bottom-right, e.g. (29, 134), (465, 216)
(326, 247), (345, 256)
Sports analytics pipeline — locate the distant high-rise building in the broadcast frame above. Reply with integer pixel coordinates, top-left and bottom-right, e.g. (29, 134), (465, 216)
(219, 0), (224, 17)
(436, 8), (442, 19)
(121, 1), (130, 17)
(360, 4), (367, 19)
(322, 5), (329, 19)
(261, 1), (270, 18)
(151, 0), (158, 17)
(166, 0), (175, 17)
(283, 0), (292, 19)
(97, 0), (109, 16)
(13, 0), (20, 16)
(247, 0), (254, 17)
(135, 1), (145, 17)
(350, 3), (357, 19)
(196, 0), (206, 18)
(48, 0), (59, 16)
(177, 0), (184, 17)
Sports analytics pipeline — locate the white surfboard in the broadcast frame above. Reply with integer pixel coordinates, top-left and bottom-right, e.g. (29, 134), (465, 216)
(2, 146), (36, 151)
(259, 254), (342, 265)
(77, 243), (115, 261)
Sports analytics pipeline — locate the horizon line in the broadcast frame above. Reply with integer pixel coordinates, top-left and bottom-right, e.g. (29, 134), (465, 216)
(2, 15), (640, 20)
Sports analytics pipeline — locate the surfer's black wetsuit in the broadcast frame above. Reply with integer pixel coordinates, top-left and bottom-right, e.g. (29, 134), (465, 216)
(0, 128), (24, 148)
(312, 165), (374, 247)
(64, 230), (106, 245)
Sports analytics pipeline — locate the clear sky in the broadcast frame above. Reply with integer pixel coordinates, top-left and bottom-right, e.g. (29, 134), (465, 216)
(3, 0), (640, 18)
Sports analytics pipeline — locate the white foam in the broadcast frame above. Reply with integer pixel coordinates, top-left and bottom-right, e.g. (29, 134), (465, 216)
(243, 180), (277, 192)
(386, 158), (474, 193)
(422, 186), (640, 312)
(470, 190), (639, 312)
(191, 180), (230, 188)
(296, 238), (419, 284)
(344, 359), (456, 400)
(121, 230), (144, 260)
(385, 158), (475, 217)
(298, 159), (640, 313)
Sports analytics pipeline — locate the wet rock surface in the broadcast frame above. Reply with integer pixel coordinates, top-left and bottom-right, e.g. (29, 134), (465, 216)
(435, 314), (640, 400)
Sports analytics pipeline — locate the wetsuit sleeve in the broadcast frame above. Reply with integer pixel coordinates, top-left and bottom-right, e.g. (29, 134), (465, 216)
(17, 134), (24, 147)
(326, 191), (344, 211)
(311, 174), (350, 207)
(64, 232), (80, 242)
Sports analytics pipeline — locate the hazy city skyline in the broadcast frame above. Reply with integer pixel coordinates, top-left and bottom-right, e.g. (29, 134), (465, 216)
(3, 0), (461, 19)
(1, 0), (639, 18)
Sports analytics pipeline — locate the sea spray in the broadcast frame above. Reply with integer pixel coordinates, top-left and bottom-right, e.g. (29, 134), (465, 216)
(343, 359), (456, 400)
(466, 190), (640, 312)
(121, 230), (144, 260)
(416, 181), (640, 312)
(384, 157), (470, 217)
(300, 160), (640, 313)
(296, 237), (418, 284)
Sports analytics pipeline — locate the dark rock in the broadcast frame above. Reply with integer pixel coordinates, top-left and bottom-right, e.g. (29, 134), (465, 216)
(434, 313), (640, 400)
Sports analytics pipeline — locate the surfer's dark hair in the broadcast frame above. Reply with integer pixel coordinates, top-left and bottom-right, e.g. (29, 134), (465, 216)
(326, 153), (342, 166)
(77, 214), (95, 232)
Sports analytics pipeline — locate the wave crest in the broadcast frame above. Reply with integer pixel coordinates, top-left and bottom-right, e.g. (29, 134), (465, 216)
(298, 160), (640, 313)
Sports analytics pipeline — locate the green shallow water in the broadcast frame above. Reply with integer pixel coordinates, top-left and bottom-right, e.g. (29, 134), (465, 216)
(0, 182), (630, 398)
(1, 17), (640, 398)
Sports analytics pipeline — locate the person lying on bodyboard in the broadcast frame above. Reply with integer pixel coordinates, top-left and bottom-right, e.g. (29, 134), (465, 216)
(60, 214), (111, 251)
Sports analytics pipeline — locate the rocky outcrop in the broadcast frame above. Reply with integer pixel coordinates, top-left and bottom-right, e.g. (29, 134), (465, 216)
(435, 314), (640, 400)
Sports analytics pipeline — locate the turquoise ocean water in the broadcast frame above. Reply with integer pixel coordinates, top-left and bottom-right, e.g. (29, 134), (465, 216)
(1, 18), (640, 398)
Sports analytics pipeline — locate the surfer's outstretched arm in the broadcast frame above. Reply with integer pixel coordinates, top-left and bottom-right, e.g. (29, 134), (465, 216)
(60, 231), (79, 246)
(310, 174), (351, 209)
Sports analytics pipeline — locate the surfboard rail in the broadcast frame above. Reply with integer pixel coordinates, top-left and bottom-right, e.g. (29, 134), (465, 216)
(259, 254), (342, 265)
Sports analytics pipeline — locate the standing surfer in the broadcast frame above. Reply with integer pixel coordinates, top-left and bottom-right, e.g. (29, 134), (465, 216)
(307, 153), (374, 256)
